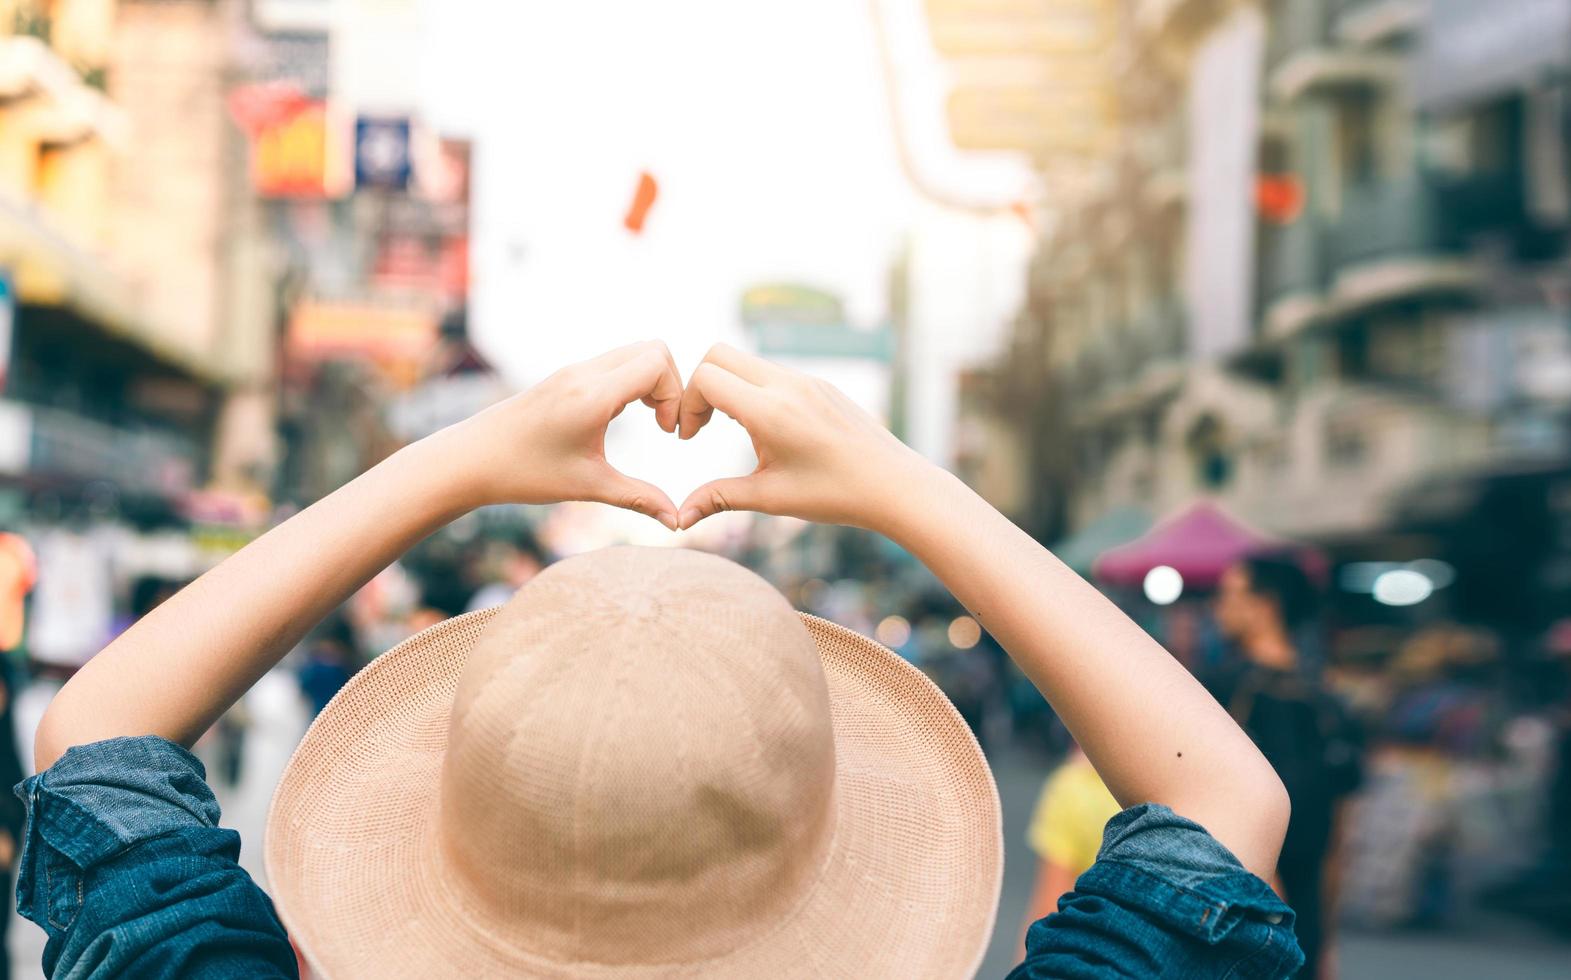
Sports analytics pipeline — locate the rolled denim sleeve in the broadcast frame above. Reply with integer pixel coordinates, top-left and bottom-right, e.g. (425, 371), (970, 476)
(14, 736), (298, 979)
(1009, 804), (1304, 980)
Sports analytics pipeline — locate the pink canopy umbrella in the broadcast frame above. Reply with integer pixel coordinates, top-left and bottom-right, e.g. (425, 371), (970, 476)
(1092, 500), (1316, 591)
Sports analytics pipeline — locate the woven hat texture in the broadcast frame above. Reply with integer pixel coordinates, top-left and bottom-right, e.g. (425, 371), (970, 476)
(266, 546), (1002, 978)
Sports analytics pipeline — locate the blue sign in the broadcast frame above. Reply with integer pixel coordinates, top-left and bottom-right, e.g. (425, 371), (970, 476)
(354, 117), (412, 191)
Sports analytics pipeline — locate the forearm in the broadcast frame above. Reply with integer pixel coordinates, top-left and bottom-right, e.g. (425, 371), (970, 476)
(35, 434), (476, 771)
(877, 464), (1288, 877)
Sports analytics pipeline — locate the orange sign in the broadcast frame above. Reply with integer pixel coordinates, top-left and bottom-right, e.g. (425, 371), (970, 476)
(254, 101), (332, 198)
(624, 171), (659, 234)
(288, 299), (440, 387)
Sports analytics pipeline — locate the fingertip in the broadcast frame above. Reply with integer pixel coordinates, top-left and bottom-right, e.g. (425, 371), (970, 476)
(678, 507), (701, 530)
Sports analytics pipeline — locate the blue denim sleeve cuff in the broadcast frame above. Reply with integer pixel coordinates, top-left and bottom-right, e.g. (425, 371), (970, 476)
(18, 735), (220, 868)
(13, 735), (221, 930)
(1080, 803), (1296, 945)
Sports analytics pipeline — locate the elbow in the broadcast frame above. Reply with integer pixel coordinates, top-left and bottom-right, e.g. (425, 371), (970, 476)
(1259, 768), (1292, 854)
(1243, 762), (1292, 877)
(32, 703), (69, 774)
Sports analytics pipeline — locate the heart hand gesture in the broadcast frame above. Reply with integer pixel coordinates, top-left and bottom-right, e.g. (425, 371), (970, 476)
(674, 344), (925, 531)
(445, 341), (685, 528)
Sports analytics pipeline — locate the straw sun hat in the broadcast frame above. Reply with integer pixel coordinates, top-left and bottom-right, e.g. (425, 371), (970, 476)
(266, 546), (1002, 978)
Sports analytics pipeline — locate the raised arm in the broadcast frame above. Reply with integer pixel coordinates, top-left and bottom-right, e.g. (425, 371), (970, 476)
(33, 341), (684, 772)
(675, 345), (1289, 879)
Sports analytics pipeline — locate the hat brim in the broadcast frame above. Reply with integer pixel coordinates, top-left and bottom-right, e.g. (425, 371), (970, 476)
(265, 608), (1002, 978)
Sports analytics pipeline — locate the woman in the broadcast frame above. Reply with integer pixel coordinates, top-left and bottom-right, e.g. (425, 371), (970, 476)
(20, 342), (1300, 978)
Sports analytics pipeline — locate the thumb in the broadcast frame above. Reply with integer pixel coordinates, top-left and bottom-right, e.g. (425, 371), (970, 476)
(678, 475), (768, 530)
(590, 467), (679, 530)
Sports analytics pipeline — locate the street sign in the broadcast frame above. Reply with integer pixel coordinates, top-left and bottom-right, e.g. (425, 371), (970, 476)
(749, 322), (895, 363)
(739, 283), (892, 362)
(740, 283), (846, 329)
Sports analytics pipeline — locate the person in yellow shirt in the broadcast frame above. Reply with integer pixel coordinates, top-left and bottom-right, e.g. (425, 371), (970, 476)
(1021, 747), (1122, 941)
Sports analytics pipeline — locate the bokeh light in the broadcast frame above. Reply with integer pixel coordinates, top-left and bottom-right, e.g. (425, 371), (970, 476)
(947, 615), (981, 650)
(1372, 569), (1434, 607)
(876, 614), (911, 648)
(1142, 565), (1184, 606)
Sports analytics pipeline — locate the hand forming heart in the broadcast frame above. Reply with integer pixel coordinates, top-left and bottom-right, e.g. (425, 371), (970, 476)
(440, 340), (929, 535)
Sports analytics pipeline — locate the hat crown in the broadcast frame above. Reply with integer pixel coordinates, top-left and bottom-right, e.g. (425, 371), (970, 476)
(437, 546), (836, 964)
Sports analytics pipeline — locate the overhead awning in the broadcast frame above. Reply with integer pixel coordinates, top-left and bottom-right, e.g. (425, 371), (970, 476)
(0, 195), (220, 382)
(1093, 500), (1323, 590)
(1052, 506), (1152, 577)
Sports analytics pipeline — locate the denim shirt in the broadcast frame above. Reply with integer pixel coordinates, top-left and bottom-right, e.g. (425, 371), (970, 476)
(16, 736), (1301, 979)
(1007, 804), (1304, 979)
(14, 737), (297, 979)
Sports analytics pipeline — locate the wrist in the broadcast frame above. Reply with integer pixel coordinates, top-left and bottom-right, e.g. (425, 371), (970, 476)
(862, 452), (968, 542)
(388, 429), (493, 518)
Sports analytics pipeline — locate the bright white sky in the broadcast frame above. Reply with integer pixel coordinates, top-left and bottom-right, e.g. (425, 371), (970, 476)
(412, 0), (1032, 542)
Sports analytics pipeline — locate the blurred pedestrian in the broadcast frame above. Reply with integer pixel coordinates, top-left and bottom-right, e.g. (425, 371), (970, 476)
(296, 615), (360, 718)
(464, 530), (546, 611)
(1018, 745), (1120, 947)
(1211, 554), (1363, 979)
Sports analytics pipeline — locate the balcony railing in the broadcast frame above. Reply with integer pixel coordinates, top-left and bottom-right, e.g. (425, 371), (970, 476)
(1330, 178), (1461, 270)
(15, 403), (199, 498)
(1266, 0), (1330, 76)
(1138, 301), (1186, 363)
(1259, 216), (1328, 305)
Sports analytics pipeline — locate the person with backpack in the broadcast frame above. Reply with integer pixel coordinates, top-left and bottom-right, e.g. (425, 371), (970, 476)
(19, 342), (1301, 978)
(1211, 555), (1364, 978)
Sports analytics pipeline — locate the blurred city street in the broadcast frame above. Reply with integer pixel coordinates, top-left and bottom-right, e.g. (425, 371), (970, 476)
(4, 0), (1571, 977)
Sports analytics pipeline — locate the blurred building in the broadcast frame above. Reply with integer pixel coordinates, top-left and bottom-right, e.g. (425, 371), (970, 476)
(1, 0), (276, 524)
(975, 0), (1571, 635)
(237, 0), (489, 504)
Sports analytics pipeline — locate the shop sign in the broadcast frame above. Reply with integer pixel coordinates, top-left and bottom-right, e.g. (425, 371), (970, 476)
(288, 298), (439, 386)
(253, 100), (334, 198)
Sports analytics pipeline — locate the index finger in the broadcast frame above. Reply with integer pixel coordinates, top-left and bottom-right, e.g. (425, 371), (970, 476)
(678, 362), (763, 440)
(699, 342), (788, 386)
(606, 344), (684, 433)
